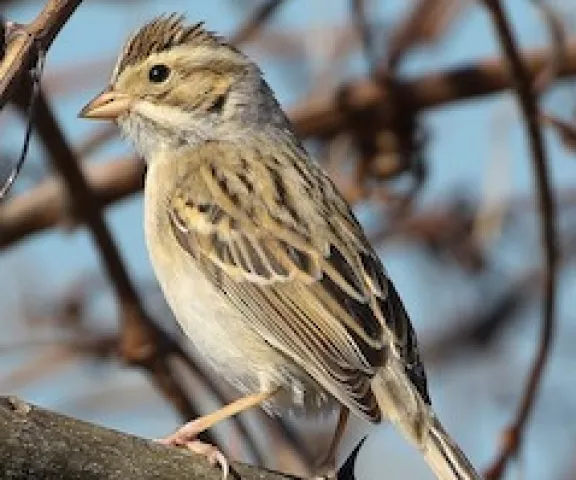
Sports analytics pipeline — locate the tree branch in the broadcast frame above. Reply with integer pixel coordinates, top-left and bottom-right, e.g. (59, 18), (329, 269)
(0, 155), (143, 248)
(230, 0), (286, 45)
(0, 396), (296, 480)
(0, 0), (82, 108)
(482, 1), (559, 478)
(291, 39), (576, 138)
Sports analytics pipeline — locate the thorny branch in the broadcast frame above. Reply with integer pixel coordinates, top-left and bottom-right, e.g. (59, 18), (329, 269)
(482, 1), (559, 478)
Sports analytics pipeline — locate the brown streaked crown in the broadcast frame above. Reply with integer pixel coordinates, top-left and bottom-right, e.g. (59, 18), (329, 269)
(113, 14), (232, 79)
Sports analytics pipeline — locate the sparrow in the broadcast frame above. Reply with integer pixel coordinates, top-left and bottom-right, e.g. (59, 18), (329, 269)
(80, 14), (480, 480)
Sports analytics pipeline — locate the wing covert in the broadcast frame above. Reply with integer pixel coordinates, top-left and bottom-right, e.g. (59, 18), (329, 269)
(167, 138), (429, 420)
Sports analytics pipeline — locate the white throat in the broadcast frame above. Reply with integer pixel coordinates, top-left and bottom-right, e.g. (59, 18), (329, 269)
(118, 101), (214, 161)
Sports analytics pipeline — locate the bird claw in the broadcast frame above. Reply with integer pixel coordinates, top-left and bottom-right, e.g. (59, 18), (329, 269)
(157, 436), (229, 479)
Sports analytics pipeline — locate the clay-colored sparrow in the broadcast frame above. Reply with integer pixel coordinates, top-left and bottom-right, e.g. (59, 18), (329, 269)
(80, 15), (479, 480)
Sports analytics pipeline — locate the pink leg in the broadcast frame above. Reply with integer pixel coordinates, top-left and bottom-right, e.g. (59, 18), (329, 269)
(158, 389), (279, 479)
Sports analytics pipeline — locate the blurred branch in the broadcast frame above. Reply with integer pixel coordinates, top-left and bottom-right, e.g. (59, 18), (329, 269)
(542, 112), (576, 152)
(0, 155), (143, 248)
(0, 396), (297, 480)
(386, 0), (468, 71)
(0, 0), (82, 109)
(76, 123), (118, 158)
(426, 227), (576, 366)
(483, 2), (559, 479)
(531, 0), (567, 93)
(291, 39), (576, 138)
(350, 0), (376, 67)
(230, 0), (286, 45)
(423, 268), (540, 365)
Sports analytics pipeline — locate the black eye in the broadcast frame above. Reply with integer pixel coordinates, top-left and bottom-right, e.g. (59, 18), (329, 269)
(148, 64), (170, 83)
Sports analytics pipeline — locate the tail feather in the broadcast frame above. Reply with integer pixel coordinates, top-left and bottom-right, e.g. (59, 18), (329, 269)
(423, 415), (480, 480)
(372, 364), (480, 480)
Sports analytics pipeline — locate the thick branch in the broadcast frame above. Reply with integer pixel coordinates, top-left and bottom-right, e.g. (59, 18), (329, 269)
(0, 396), (296, 480)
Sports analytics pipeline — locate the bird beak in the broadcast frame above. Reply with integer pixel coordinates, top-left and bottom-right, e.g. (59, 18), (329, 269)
(79, 87), (133, 120)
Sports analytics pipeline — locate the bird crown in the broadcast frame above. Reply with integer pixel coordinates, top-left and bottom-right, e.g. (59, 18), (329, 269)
(113, 14), (231, 79)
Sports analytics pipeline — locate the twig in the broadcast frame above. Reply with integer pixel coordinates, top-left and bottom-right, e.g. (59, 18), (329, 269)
(423, 268), (541, 365)
(350, 0), (376, 68)
(0, 0), (81, 109)
(531, 0), (567, 93)
(0, 44), (45, 200)
(425, 231), (576, 367)
(230, 0), (286, 45)
(541, 112), (576, 152)
(482, 1), (559, 478)
(385, 0), (468, 71)
(0, 0), (79, 199)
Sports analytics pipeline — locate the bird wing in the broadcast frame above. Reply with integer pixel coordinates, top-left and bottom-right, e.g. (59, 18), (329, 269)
(167, 138), (428, 421)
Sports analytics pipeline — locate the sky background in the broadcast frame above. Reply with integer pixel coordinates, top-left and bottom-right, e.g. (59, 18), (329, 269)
(1, 1), (576, 479)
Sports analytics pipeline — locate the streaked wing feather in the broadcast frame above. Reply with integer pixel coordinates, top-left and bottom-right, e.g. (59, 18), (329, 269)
(168, 139), (429, 420)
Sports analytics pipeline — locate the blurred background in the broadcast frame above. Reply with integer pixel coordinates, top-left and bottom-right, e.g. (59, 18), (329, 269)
(1, 1), (576, 479)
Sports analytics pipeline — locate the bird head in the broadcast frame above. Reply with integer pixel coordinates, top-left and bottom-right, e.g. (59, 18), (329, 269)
(79, 14), (284, 159)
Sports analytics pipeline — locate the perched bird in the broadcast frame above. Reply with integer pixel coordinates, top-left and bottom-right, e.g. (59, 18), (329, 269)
(80, 14), (480, 480)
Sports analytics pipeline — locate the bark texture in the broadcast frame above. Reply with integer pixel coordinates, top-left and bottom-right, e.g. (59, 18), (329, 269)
(0, 396), (297, 480)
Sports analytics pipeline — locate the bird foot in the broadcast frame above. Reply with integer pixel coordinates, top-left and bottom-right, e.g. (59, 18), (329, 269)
(157, 420), (229, 479)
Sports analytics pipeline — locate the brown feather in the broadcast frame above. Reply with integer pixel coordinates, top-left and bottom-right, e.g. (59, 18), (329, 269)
(114, 14), (232, 78)
(166, 137), (430, 421)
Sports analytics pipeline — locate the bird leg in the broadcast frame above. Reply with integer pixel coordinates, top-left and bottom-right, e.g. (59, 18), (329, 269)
(314, 406), (350, 478)
(158, 388), (279, 478)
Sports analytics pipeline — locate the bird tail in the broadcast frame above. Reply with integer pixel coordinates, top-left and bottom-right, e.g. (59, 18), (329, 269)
(423, 414), (480, 480)
(372, 364), (480, 480)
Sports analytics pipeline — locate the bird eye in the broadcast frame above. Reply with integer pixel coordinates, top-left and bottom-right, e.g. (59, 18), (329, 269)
(148, 64), (170, 83)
